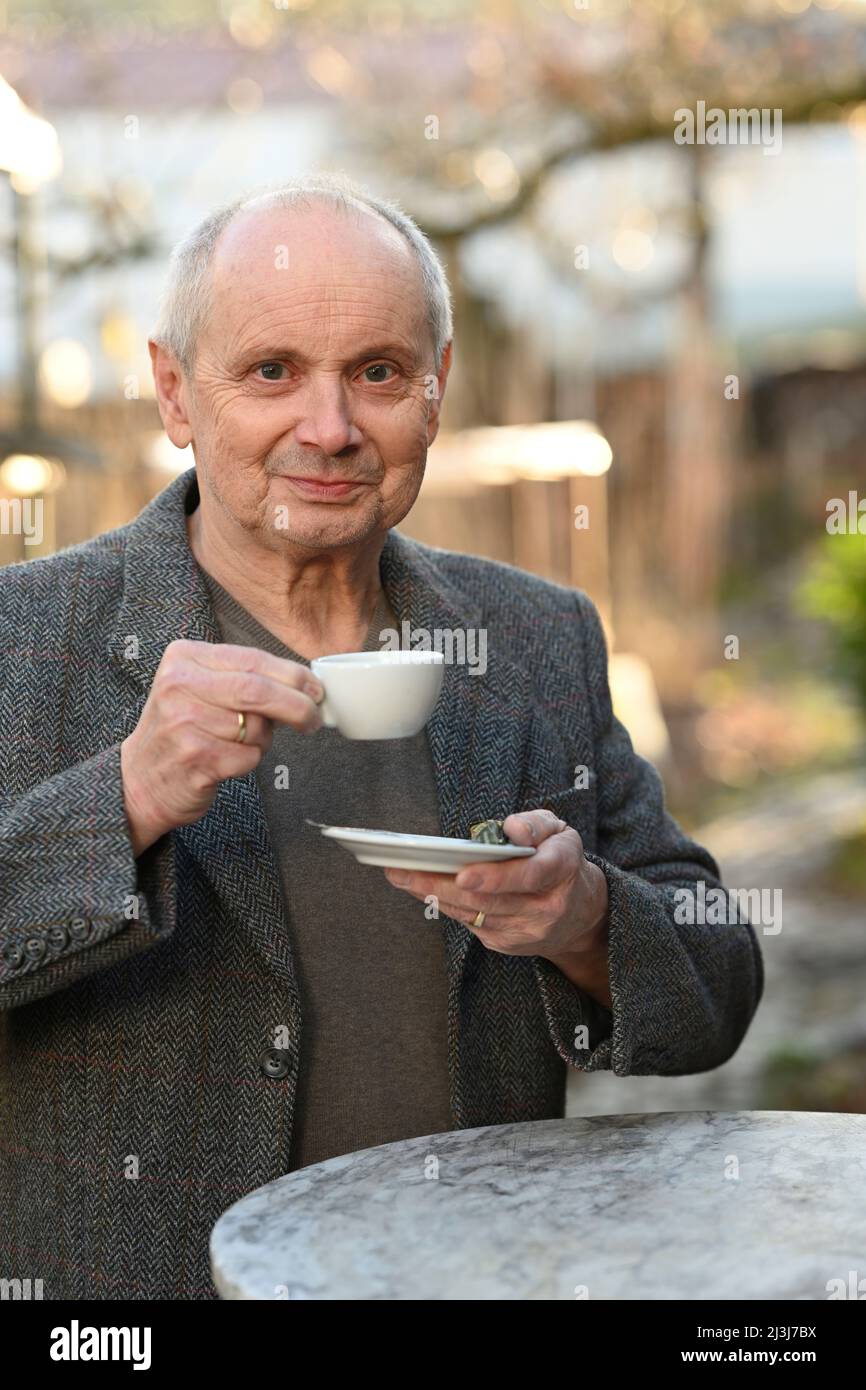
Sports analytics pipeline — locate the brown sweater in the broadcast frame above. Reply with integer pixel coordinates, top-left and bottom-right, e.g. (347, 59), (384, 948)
(200, 568), (453, 1170)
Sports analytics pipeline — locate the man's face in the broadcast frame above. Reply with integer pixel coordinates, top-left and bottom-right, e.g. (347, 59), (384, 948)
(151, 198), (451, 553)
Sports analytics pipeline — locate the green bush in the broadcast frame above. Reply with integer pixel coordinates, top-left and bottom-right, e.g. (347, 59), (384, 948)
(799, 530), (866, 713)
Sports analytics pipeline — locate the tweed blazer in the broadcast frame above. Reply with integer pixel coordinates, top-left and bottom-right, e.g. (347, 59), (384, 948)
(0, 468), (762, 1299)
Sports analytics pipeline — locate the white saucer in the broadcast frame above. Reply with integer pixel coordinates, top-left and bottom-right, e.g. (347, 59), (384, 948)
(307, 821), (536, 872)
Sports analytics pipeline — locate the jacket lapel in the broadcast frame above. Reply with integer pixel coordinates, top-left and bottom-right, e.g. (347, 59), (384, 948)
(107, 470), (295, 986)
(379, 529), (533, 1023)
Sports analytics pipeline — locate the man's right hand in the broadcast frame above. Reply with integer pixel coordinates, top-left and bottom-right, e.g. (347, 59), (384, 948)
(120, 639), (324, 857)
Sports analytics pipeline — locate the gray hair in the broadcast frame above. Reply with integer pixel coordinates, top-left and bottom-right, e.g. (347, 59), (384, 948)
(150, 172), (453, 374)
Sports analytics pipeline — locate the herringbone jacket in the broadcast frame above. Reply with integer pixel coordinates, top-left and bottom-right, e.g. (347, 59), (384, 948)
(0, 468), (762, 1299)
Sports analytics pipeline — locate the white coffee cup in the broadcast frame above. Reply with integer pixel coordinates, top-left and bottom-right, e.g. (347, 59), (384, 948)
(309, 649), (445, 740)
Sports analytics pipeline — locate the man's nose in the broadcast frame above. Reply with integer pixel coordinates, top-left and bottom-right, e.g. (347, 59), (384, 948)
(292, 377), (363, 456)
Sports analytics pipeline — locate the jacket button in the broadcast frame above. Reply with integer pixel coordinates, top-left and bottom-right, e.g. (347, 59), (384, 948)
(2, 941), (24, 969)
(25, 936), (47, 962)
(259, 1048), (290, 1080)
(69, 917), (91, 942)
(47, 925), (69, 952)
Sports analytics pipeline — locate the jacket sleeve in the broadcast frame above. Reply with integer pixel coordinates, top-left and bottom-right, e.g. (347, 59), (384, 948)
(533, 590), (764, 1076)
(0, 740), (177, 1009)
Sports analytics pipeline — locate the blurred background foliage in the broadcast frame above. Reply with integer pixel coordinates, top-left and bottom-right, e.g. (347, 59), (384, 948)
(800, 529), (866, 714)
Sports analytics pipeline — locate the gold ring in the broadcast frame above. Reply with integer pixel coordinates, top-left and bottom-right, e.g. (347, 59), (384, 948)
(471, 909), (486, 929)
(236, 711), (247, 743)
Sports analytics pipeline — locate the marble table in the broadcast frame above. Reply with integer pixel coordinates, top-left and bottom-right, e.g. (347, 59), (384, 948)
(210, 1110), (866, 1300)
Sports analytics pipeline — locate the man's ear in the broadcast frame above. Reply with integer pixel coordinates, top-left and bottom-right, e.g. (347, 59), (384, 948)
(148, 340), (193, 449)
(425, 339), (453, 447)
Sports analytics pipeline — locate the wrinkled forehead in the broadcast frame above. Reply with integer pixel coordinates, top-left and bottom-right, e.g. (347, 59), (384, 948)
(204, 200), (430, 352)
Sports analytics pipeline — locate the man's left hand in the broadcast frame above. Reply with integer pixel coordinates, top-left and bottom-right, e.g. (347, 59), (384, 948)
(383, 809), (610, 978)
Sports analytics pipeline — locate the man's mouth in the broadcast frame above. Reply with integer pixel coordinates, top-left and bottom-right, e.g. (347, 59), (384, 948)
(277, 475), (370, 499)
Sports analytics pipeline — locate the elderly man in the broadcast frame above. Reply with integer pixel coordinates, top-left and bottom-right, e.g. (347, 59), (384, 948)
(0, 174), (762, 1301)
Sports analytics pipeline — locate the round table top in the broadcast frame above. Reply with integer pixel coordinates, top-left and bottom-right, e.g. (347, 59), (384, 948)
(210, 1110), (866, 1300)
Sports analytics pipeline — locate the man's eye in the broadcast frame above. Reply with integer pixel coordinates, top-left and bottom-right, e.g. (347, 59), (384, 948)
(257, 362), (286, 381)
(362, 363), (395, 383)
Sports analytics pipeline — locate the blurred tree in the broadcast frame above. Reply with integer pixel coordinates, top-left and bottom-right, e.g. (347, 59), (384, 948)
(318, 0), (866, 635)
(0, 172), (157, 473)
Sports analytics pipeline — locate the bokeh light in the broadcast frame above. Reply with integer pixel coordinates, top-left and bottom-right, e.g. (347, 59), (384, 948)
(38, 340), (93, 409)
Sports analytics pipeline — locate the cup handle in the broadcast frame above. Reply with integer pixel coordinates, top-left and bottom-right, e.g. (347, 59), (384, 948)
(319, 695), (337, 728)
(311, 672), (339, 728)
